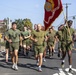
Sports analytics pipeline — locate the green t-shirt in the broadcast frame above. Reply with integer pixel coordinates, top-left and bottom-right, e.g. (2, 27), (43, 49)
(7, 29), (21, 42)
(62, 26), (75, 41)
(21, 30), (31, 44)
(53, 29), (57, 34)
(56, 31), (62, 41)
(46, 31), (56, 42)
(32, 30), (45, 46)
(21, 31), (30, 39)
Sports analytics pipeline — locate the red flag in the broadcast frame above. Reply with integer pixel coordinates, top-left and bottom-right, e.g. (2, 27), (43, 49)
(44, 0), (63, 30)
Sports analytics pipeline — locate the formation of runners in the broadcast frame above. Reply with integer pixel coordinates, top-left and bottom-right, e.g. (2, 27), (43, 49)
(4, 20), (75, 73)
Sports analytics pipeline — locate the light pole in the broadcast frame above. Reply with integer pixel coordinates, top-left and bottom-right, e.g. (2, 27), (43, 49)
(73, 16), (76, 29)
(63, 3), (71, 20)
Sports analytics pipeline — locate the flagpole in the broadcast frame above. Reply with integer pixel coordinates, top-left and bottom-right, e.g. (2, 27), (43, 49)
(62, 10), (73, 40)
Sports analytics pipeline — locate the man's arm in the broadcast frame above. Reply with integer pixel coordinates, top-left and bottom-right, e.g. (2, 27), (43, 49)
(5, 36), (12, 43)
(24, 35), (31, 39)
(30, 36), (38, 42)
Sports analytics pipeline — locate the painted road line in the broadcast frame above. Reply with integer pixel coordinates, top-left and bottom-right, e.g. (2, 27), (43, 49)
(53, 68), (76, 75)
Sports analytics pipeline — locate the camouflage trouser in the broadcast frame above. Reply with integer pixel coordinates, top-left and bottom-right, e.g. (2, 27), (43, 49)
(43, 41), (47, 50)
(47, 41), (54, 47)
(22, 39), (32, 47)
(9, 42), (19, 52)
(34, 45), (44, 55)
(61, 41), (72, 51)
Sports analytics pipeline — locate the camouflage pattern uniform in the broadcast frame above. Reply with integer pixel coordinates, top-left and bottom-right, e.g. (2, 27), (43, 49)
(32, 30), (45, 55)
(21, 31), (31, 46)
(61, 26), (75, 51)
(7, 28), (21, 52)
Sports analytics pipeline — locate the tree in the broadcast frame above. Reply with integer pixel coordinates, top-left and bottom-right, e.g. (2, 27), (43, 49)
(15, 18), (33, 31)
(0, 18), (7, 33)
(0, 25), (7, 33)
(23, 18), (33, 29)
(15, 19), (24, 31)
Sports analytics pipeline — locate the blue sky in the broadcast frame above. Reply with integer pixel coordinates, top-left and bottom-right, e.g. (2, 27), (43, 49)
(0, 0), (76, 29)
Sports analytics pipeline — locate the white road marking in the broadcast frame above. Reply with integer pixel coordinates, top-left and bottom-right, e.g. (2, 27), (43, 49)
(59, 68), (66, 75)
(72, 68), (76, 72)
(53, 68), (76, 75)
(53, 68), (66, 75)
(65, 68), (76, 72)
(53, 73), (58, 75)
(0, 58), (5, 60)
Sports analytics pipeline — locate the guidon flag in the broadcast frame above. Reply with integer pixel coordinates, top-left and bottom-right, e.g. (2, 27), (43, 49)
(44, 0), (63, 30)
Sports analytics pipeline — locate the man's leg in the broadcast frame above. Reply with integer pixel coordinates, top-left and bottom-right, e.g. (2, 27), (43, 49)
(52, 46), (54, 56)
(39, 53), (43, 66)
(61, 43), (66, 68)
(35, 54), (39, 66)
(6, 49), (9, 62)
(13, 42), (19, 70)
(49, 46), (52, 58)
(26, 46), (30, 57)
(58, 41), (62, 57)
(61, 50), (66, 68)
(43, 49), (46, 62)
(38, 53), (43, 72)
(58, 48), (61, 57)
(34, 46), (39, 66)
(68, 50), (73, 72)
(14, 49), (18, 70)
(14, 50), (18, 64)
(23, 45), (26, 56)
(11, 52), (15, 69)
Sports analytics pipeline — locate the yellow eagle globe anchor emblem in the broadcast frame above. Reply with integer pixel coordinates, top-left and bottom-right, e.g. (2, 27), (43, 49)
(44, 0), (54, 12)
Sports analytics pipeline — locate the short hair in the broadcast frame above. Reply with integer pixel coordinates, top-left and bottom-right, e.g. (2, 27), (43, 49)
(37, 23), (41, 26)
(49, 27), (52, 30)
(68, 20), (73, 23)
(51, 26), (54, 28)
(12, 22), (17, 26)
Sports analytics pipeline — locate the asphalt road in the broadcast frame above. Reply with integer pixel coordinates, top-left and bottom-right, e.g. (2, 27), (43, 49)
(0, 43), (76, 75)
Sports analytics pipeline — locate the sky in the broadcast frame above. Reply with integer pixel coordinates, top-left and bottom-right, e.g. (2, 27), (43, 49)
(0, 0), (76, 29)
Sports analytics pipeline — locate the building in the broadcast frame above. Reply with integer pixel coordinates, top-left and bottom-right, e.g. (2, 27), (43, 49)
(0, 20), (5, 28)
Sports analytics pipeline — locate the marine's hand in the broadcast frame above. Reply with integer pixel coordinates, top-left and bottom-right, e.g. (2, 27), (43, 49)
(34, 39), (38, 42)
(8, 39), (12, 43)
